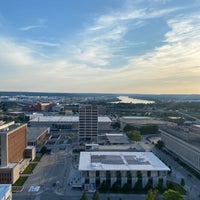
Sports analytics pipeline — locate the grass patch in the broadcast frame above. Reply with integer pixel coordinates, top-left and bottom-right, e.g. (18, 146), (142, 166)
(13, 176), (28, 186)
(22, 163), (37, 174)
(167, 181), (186, 195)
(33, 157), (41, 162)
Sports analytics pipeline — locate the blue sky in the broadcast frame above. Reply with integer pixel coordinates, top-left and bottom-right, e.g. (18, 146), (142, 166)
(0, 0), (200, 94)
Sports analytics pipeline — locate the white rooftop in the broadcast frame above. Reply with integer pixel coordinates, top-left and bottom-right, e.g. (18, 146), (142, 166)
(79, 151), (170, 171)
(0, 184), (11, 198)
(30, 116), (112, 123)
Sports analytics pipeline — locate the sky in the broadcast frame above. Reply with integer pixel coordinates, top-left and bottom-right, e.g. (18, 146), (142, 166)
(0, 0), (200, 94)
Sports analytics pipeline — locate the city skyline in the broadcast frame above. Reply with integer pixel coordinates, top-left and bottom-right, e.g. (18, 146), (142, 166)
(0, 0), (200, 94)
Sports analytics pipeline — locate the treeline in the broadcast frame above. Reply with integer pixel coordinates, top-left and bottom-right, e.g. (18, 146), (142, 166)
(80, 188), (184, 200)
(124, 124), (159, 135)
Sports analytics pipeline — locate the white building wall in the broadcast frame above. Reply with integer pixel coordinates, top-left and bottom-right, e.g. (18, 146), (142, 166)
(161, 130), (200, 172)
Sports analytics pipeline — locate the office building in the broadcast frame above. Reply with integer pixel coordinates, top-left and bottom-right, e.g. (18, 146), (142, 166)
(79, 105), (98, 143)
(79, 151), (170, 188)
(0, 122), (35, 184)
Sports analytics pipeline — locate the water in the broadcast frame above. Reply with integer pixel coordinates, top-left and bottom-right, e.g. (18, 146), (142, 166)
(115, 96), (155, 104)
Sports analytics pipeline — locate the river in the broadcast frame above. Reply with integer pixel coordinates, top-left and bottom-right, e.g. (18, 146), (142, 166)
(115, 96), (155, 104)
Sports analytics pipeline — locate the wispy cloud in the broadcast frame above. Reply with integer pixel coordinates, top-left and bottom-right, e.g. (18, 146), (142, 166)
(68, 5), (184, 68)
(0, 1), (199, 94)
(19, 18), (47, 31)
(27, 40), (60, 47)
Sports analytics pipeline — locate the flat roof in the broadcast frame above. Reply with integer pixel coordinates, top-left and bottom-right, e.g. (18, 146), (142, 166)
(0, 184), (11, 198)
(106, 134), (129, 144)
(0, 122), (26, 134)
(27, 127), (48, 141)
(79, 151), (170, 171)
(29, 116), (112, 123)
(120, 116), (171, 125)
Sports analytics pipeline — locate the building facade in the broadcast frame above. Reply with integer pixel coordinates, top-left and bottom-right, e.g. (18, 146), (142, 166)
(0, 122), (35, 184)
(79, 151), (169, 188)
(0, 122), (27, 166)
(79, 105), (98, 143)
(28, 116), (111, 132)
(27, 127), (48, 147)
(161, 129), (200, 173)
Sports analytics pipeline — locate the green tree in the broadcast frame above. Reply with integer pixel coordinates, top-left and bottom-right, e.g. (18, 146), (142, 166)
(127, 130), (141, 142)
(107, 197), (111, 200)
(180, 178), (185, 187)
(145, 189), (157, 200)
(155, 140), (164, 149)
(92, 191), (100, 200)
(80, 192), (88, 200)
(99, 180), (110, 192)
(140, 125), (158, 134)
(111, 181), (121, 192)
(163, 189), (184, 200)
(122, 183), (131, 193)
(40, 146), (47, 155)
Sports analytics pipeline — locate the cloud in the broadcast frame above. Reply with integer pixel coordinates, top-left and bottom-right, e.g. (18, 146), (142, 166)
(0, 2), (199, 94)
(68, 5), (184, 68)
(114, 13), (200, 93)
(19, 18), (47, 31)
(0, 36), (36, 67)
(27, 40), (60, 47)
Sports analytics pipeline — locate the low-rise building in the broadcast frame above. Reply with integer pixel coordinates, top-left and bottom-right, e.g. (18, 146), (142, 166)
(79, 151), (170, 188)
(28, 116), (112, 132)
(161, 125), (200, 173)
(27, 127), (48, 147)
(0, 184), (12, 200)
(119, 116), (175, 129)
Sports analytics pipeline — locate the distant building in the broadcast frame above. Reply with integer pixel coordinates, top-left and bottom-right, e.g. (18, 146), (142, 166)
(28, 116), (112, 132)
(38, 102), (52, 111)
(79, 105), (98, 143)
(79, 151), (169, 188)
(0, 184), (12, 200)
(0, 122), (35, 184)
(161, 125), (200, 173)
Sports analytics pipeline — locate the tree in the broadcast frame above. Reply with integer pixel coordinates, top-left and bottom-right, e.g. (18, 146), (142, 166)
(163, 189), (184, 200)
(40, 146), (47, 155)
(180, 178), (185, 187)
(80, 192), (88, 200)
(145, 189), (156, 200)
(126, 130), (141, 142)
(155, 140), (164, 149)
(122, 183), (131, 193)
(111, 181), (121, 192)
(92, 191), (100, 200)
(99, 180), (110, 192)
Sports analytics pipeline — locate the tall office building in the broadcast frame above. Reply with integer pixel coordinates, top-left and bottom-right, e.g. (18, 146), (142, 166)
(0, 121), (35, 184)
(79, 105), (98, 143)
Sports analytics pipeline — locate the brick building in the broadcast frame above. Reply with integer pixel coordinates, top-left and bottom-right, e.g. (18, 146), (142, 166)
(0, 121), (35, 184)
